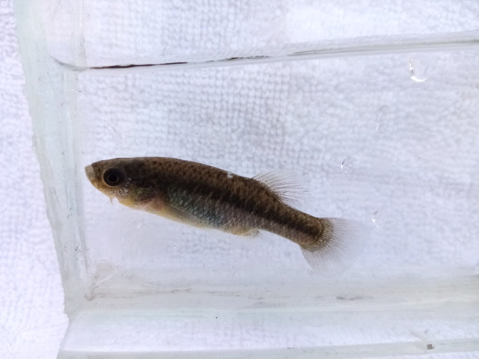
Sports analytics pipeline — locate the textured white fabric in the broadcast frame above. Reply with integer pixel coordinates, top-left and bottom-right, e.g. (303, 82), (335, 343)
(2, 0), (479, 357)
(0, 0), (68, 358)
(80, 51), (479, 287)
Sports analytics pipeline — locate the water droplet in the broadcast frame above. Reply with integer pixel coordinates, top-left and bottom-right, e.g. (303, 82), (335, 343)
(375, 106), (390, 133)
(340, 157), (353, 173)
(371, 204), (388, 228)
(409, 58), (429, 83)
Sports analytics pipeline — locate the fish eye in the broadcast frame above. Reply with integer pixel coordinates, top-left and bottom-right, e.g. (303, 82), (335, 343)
(103, 168), (125, 187)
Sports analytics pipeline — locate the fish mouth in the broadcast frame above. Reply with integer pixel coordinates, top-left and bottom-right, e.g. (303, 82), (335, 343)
(85, 165), (96, 184)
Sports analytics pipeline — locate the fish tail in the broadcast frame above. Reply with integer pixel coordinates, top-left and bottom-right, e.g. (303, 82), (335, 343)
(300, 218), (369, 274)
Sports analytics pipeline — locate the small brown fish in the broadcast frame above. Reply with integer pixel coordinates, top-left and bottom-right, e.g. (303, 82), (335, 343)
(85, 157), (367, 270)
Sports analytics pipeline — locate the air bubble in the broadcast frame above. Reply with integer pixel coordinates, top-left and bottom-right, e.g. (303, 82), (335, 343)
(227, 171), (233, 179)
(340, 157), (353, 173)
(409, 58), (429, 83)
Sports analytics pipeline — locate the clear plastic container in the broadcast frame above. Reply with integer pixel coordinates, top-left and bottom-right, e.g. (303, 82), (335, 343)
(14, 0), (479, 357)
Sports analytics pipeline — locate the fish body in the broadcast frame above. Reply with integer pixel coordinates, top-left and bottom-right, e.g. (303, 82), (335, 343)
(86, 157), (366, 270)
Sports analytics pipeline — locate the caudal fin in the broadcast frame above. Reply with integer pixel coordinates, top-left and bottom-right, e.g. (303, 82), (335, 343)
(301, 218), (369, 274)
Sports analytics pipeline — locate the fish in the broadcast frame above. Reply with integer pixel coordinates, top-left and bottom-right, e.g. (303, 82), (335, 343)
(85, 157), (367, 271)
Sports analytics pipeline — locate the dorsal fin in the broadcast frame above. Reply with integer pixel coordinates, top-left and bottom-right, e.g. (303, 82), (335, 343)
(253, 171), (308, 209)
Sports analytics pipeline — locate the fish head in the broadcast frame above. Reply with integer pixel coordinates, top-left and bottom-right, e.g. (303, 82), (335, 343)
(85, 158), (157, 209)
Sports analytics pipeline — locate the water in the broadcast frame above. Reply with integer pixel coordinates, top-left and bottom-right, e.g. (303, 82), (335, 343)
(15, 0), (479, 357)
(64, 50), (479, 357)
(77, 49), (479, 306)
